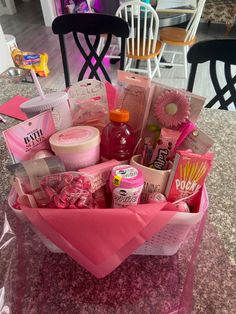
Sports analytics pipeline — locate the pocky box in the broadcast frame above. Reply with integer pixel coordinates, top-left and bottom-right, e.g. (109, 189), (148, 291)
(165, 150), (214, 201)
(3, 110), (56, 163)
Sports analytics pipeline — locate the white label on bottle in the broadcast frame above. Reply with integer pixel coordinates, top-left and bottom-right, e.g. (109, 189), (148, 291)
(115, 167), (138, 179)
(112, 186), (143, 208)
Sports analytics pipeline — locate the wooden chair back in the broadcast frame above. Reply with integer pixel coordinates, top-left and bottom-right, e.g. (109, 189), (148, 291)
(116, 1), (160, 58)
(185, 0), (206, 42)
(187, 39), (236, 110)
(52, 13), (130, 87)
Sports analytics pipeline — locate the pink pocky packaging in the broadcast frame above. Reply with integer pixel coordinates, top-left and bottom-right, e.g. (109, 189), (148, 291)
(165, 150), (214, 202)
(3, 110), (56, 163)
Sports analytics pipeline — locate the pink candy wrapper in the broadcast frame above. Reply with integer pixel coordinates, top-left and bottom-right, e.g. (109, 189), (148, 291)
(149, 128), (180, 170)
(39, 172), (97, 209)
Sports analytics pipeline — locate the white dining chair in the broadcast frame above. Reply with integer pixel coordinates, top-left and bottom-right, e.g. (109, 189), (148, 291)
(96, 0), (138, 62)
(116, 0), (163, 78)
(159, 0), (206, 78)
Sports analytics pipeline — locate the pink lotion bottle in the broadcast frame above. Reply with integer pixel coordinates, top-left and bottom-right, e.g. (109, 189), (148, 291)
(100, 109), (135, 163)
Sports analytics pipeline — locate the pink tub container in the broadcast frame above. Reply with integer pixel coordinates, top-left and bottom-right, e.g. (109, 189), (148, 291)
(49, 126), (100, 170)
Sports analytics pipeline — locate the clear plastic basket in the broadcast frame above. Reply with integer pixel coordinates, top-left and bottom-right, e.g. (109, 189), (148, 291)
(8, 187), (208, 256)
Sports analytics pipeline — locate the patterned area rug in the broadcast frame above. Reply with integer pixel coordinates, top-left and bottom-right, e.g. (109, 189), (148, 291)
(202, 0), (236, 27)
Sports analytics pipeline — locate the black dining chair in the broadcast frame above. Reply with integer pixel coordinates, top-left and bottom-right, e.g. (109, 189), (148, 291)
(187, 39), (236, 110)
(52, 13), (130, 87)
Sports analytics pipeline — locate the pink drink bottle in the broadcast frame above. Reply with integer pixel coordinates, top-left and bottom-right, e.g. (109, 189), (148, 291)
(100, 109), (135, 163)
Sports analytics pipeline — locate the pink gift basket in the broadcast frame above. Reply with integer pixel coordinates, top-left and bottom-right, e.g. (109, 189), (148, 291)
(5, 73), (212, 278)
(8, 184), (208, 278)
(8, 186), (208, 257)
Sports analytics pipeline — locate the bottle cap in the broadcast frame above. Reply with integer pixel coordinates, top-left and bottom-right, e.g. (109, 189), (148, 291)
(109, 109), (129, 123)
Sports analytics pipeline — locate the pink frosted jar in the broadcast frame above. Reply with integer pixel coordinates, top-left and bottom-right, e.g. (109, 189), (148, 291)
(49, 126), (100, 170)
